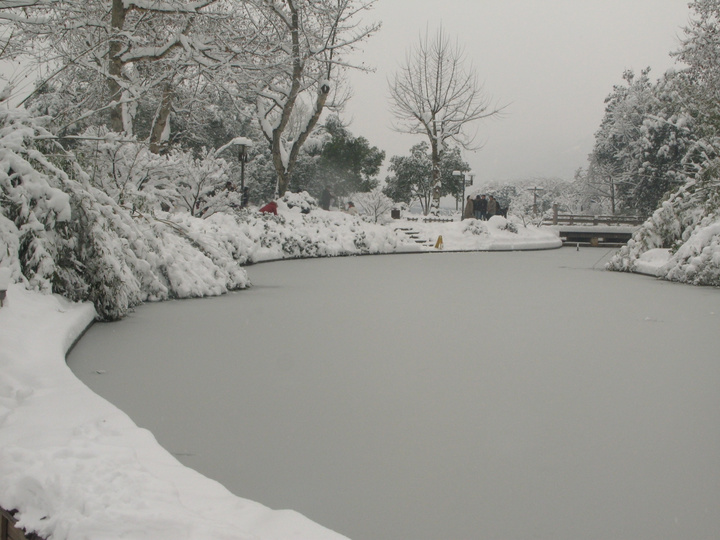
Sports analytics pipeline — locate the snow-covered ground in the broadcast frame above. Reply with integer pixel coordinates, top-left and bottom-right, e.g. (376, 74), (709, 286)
(633, 248), (673, 276)
(68, 248), (720, 540)
(0, 214), (560, 540)
(392, 215), (561, 251)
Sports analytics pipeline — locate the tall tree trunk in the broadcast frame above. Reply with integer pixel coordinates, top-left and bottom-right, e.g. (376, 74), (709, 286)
(276, 85), (330, 196)
(149, 82), (174, 154)
(275, 168), (289, 199)
(108, 0), (127, 133)
(429, 137), (440, 215)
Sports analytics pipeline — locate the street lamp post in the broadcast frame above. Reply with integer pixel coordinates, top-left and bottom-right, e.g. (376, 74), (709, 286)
(233, 138), (253, 208)
(527, 186), (545, 215)
(453, 170), (474, 219)
(238, 142), (250, 191)
(215, 136), (253, 207)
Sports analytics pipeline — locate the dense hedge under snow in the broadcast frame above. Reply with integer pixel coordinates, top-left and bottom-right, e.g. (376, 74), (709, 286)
(608, 179), (720, 286)
(0, 107), (412, 320)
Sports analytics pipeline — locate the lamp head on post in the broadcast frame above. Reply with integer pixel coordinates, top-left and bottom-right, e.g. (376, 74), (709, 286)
(238, 142), (249, 164)
(233, 137), (253, 206)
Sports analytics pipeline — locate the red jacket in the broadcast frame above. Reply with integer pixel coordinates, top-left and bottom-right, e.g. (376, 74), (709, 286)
(259, 201), (278, 215)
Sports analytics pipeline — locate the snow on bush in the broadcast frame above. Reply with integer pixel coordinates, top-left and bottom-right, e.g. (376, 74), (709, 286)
(0, 108), (401, 321)
(608, 160), (720, 286)
(352, 188), (394, 223)
(664, 216), (720, 285)
(281, 190), (318, 214)
(0, 106), (251, 320)
(1, 105), (562, 322)
(0, 107), (76, 292)
(0, 109), (397, 320)
(487, 215), (519, 233)
(74, 133), (241, 218)
(462, 219), (489, 236)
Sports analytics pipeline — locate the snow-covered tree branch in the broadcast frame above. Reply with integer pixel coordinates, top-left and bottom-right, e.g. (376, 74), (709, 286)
(250, 0), (379, 197)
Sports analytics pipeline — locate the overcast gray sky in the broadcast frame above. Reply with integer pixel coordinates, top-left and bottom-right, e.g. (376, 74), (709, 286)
(343, 0), (691, 185)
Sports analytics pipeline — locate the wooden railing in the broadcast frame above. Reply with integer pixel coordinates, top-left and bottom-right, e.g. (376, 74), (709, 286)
(1, 508), (42, 540)
(542, 204), (646, 227)
(404, 216), (454, 223)
(544, 214), (646, 227)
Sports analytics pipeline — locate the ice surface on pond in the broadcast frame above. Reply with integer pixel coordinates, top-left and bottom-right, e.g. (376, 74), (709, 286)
(68, 248), (720, 540)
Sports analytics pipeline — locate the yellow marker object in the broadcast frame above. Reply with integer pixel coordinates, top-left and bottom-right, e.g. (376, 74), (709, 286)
(434, 235), (444, 249)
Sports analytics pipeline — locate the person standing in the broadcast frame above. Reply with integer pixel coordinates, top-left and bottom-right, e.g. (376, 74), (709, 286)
(487, 195), (498, 218)
(320, 188), (333, 210)
(463, 195), (474, 220)
(477, 195), (488, 220)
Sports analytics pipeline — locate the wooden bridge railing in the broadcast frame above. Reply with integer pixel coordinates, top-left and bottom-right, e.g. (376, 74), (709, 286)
(1, 508), (42, 540)
(544, 214), (646, 226)
(544, 205), (646, 227)
(404, 216), (454, 223)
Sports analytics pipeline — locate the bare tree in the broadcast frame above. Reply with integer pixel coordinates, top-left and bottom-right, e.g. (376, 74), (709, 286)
(252, 0), (379, 197)
(353, 187), (393, 223)
(389, 26), (503, 212)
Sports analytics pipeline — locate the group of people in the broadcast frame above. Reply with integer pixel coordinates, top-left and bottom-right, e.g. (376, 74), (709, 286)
(463, 194), (504, 220)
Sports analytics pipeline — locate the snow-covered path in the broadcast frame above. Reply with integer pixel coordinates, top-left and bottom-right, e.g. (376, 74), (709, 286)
(69, 248), (720, 540)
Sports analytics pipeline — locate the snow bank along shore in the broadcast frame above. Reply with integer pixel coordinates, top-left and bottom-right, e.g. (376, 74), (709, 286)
(0, 205), (560, 540)
(607, 185), (720, 286)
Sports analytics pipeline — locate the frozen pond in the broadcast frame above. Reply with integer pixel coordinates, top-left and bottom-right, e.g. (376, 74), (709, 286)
(68, 248), (720, 540)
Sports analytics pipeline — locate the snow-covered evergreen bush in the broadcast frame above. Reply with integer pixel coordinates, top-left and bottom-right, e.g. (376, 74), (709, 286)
(0, 105), (253, 319)
(608, 156), (720, 286)
(488, 215), (519, 233)
(1, 106), (76, 292)
(665, 215), (720, 285)
(280, 191), (318, 214)
(462, 220), (489, 236)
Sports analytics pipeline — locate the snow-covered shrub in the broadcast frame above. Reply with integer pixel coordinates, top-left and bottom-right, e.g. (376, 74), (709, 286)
(0, 106), (254, 319)
(74, 136), (240, 218)
(0, 106), (74, 293)
(488, 215), (518, 233)
(168, 148), (239, 217)
(462, 219), (489, 236)
(0, 213), (21, 281)
(73, 129), (171, 211)
(280, 191), (318, 214)
(352, 188), (394, 223)
(664, 217), (720, 285)
(608, 148), (720, 286)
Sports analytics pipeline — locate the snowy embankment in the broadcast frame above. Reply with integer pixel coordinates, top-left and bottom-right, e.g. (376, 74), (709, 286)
(0, 202), (559, 540)
(404, 215), (561, 251)
(614, 219), (720, 282)
(607, 192), (720, 285)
